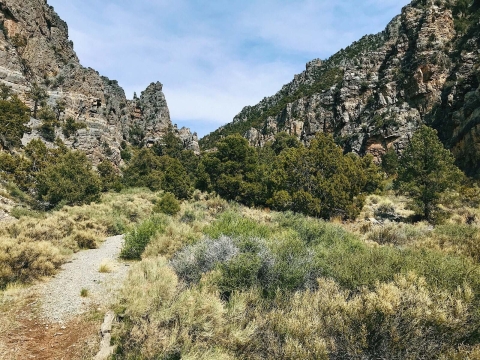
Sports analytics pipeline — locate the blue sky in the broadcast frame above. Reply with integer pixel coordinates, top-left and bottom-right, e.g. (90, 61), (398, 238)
(48, 0), (411, 138)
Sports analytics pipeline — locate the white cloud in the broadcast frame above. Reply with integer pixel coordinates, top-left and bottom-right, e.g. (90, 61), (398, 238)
(48, 0), (411, 138)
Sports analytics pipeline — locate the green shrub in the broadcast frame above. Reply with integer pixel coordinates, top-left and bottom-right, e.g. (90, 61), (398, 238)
(153, 192), (181, 216)
(218, 253), (262, 295)
(203, 211), (270, 240)
(121, 215), (167, 260)
(36, 150), (102, 207)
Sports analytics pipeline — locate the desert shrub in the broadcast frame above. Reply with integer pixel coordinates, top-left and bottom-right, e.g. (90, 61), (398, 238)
(259, 274), (478, 360)
(374, 200), (398, 220)
(120, 257), (179, 317)
(171, 236), (239, 283)
(121, 215), (167, 260)
(72, 230), (98, 249)
(116, 257), (232, 359)
(180, 209), (196, 223)
(9, 206), (44, 219)
(203, 211), (270, 240)
(367, 223), (428, 246)
(266, 235), (319, 294)
(0, 237), (63, 288)
(153, 192), (180, 216)
(217, 253), (263, 295)
(276, 211), (355, 245)
(318, 237), (480, 293)
(143, 222), (202, 259)
(427, 224), (480, 261)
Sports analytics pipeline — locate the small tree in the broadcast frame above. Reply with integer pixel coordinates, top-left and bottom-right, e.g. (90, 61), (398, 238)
(53, 98), (67, 121)
(154, 192), (180, 216)
(395, 126), (464, 222)
(0, 95), (30, 149)
(26, 83), (48, 118)
(0, 83), (12, 100)
(97, 160), (122, 192)
(36, 150), (101, 207)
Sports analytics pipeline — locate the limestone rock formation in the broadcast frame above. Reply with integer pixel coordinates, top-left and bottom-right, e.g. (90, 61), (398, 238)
(0, 0), (197, 163)
(201, 0), (480, 175)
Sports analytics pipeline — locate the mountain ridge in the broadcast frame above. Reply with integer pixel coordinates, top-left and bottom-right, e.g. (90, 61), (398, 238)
(0, 0), (199, 163)
(200, 0), (480, 176)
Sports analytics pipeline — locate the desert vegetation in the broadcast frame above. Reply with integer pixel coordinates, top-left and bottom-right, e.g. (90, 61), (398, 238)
(0, 89), (479, 359)
(108, 192), (480, 359)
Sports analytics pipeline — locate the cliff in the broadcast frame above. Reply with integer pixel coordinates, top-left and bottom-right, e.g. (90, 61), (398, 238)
(0, 0), (198, 163)
(201, 0), (480, 176)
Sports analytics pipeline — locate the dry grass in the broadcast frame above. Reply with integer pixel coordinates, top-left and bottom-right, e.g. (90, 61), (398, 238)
(111, 193), (480, 359)
(98, 259), (115, 273)
(0, 189), (156, 289)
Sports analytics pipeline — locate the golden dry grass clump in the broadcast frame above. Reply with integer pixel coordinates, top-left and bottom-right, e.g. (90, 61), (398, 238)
(0, 189), (156, 288)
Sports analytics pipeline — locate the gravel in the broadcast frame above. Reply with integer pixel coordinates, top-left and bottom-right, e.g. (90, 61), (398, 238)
(38, 235), (130, 324)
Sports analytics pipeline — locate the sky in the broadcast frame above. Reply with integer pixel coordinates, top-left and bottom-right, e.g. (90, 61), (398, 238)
(48, 0), (411, 138)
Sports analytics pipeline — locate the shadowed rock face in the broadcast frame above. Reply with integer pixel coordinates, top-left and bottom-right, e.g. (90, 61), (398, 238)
(0, 0), (198, 163)
(203, 0), (480, 175)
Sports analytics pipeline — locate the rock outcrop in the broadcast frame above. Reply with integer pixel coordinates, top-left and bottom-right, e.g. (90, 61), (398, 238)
(0, 0), (197, 163)
(201, 0), (480, 175)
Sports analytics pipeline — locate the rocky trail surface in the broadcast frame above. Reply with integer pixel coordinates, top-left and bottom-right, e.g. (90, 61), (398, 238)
(0, 235), (129, 360)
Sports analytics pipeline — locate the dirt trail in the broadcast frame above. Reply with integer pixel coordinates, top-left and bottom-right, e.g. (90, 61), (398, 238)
(0, 235), (129, 360)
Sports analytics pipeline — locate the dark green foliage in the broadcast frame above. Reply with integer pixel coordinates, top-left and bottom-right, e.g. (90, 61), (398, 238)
(26, 83), (48, 119)
(25, 139), (59, 172)
(0, 83), (12, 100)
(128, 124), (145, 147)
(0, 95), (30, 149)
(97, 160), (122, 192)
(268, 133), (377, 219)
(153, 192), (181, 216)
(395, 126), (464, 222)
(218, 252), (263, 294)
(121, 215), (167, 260)
(36, 150), (101, 207)
(53, 98), (66, 121)
(123, 148), (163, 191)
(38, 106), (58, 142)
(381, 147), (399, 176)
(157, 156), (192, 199)
(62, 117), (86, 138)
(123, 149), (192, 198)
(0, 152), (32, 190)
(120, 148), (132, 161)
(200, 135), (265, 205)
(153, 128), (183, 158)
(268, 132), (301, 155)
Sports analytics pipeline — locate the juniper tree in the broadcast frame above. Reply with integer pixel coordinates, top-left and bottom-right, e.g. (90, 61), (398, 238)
(395, 125), (463, 222)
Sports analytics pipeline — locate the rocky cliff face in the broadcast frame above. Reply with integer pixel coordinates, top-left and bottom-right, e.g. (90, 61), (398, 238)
(0, 0), (198, 163)
(202, 0), (480, 175)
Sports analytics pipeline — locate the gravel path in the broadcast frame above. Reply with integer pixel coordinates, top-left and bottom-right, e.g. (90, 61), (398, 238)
(38, 235), (130, 324)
